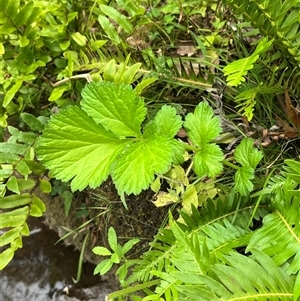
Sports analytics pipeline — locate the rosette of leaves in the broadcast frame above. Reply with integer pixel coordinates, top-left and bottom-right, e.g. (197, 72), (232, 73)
(36, 81), (185, 199)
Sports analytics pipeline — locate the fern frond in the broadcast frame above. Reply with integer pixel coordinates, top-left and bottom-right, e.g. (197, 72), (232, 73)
(223, 37), (273, 87)
(248, 197), (300, 276)
(174, 249), (294, 300)
(225, 0), (300, 64)
(126, 228), (175, 285)
(128, 197), (268, 286)
(0, 123), (46, 269)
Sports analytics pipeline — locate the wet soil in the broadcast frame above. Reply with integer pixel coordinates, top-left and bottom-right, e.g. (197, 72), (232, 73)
(0, 218), (114, 301)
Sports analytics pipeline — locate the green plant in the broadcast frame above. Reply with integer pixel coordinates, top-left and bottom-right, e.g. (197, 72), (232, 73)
(93, 158), (300, 301)
(92, 226), (140, 285)
(0, 113), (48, 269)
(222, 0), (300, 121)
(36, 80), (263, 206)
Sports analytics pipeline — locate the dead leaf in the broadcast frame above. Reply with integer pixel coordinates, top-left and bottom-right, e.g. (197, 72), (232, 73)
(176, 45), (197, 57)
(152, 191), (179, 207)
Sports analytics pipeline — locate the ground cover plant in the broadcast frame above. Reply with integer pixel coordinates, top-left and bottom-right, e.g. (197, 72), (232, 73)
(1, 0), (300, 300)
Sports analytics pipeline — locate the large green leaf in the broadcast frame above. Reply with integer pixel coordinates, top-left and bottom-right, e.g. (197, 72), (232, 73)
(184, 102), (222, 147)
(36, 106), (128, 191)
(81, 82), (146, 138)
(112, 137), (175, 195)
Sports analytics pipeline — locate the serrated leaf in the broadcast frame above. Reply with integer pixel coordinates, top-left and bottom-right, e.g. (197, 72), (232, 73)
(112, 137), (175, 195)
(193, 144), (224, 178)
(36, 106), (128, 191)
(81, 82), (146, 138)
(144, 105), (182, 139)
(92, 246), (112, 256)
(184, 102), (222, 146)
(171, 140), (185, 165)
(234, 138), (263, 168)
(234, 166), (254, 196)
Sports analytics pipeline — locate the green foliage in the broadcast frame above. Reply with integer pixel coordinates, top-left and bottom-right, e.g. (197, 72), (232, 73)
(93, 226), (139, 284)
(37, 81), (263, 204)
(233, 138), (263, 195)
(0, 116), (48, 269)
(184, 102), (224, 178)
(36, 81), (183, 197)
(223, 38), (273, 87)
(223, 0), (300, 120)
(104, 158), (300, 301)
(224, 0), (300, 64)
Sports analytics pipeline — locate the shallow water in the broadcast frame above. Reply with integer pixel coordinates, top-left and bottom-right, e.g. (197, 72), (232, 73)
(0, 218), (113, 301)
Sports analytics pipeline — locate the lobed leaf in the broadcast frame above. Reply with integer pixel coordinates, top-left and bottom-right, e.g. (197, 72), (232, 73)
(112, 137), (175, 195)
(81, 82), (146, 138)
(234, 138), (263, 168)
(234, 166), (254, 196)
(36, 106), (128, 191)
(184, 102), (222, 147)
(143, 105), (183, 139)
(193, 144), (224, 178)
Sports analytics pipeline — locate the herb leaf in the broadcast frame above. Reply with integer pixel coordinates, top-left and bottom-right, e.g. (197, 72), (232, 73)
(81, 81), (146, 138)
(36, 106), (128, 191)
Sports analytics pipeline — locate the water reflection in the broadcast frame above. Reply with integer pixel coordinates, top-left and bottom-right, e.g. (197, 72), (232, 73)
(0, 218), (113, 301)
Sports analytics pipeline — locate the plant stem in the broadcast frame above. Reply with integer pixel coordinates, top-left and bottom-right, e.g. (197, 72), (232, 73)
(222, 159), (239, 170)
